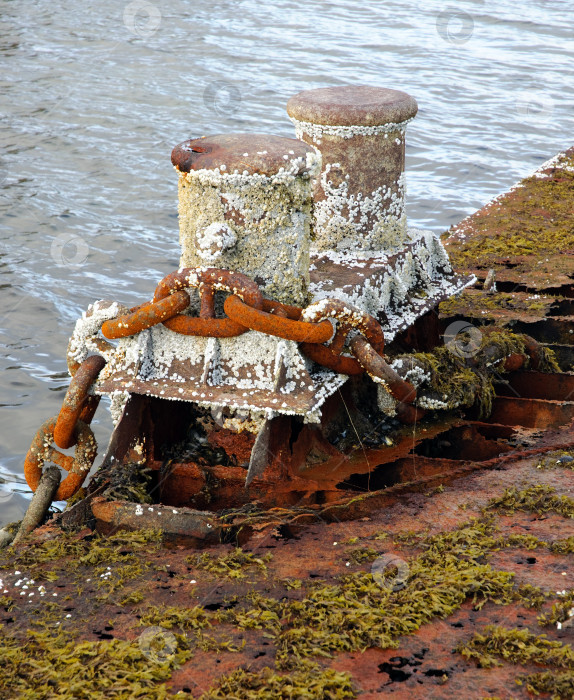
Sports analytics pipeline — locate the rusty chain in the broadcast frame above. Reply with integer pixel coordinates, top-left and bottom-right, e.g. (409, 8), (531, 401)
(24, 416), (98, 502)
(24, 266), (411, 502)
(24, 352), (106, 501)
(152, 268), (263, 337)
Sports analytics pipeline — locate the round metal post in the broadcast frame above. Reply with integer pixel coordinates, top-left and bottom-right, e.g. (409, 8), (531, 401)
(287, 85), (418, 253)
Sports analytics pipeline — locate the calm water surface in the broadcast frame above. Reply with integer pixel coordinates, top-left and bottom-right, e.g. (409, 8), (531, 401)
(1, 0), (573, 525)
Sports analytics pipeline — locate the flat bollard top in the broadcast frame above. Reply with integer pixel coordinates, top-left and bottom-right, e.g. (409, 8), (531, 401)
(286, 85), (418, 128)
(171, 133), (317, 177)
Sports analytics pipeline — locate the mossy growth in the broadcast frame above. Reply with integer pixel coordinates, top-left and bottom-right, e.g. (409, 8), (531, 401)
(283, 578), (303, 590)
(140, 604), (211, 631)
(538, 591), (574, 629)
(406, 346), (487, 414)
(200, 665), (356, 699)
(445, 152), (574, 270)
(456, 624), (574, 669)
(0, 528), (164, 615)
(486, 485), (574, 518)
(186, 547), (273, 580)
(520, 670), (574, 698)
(398, 326), (554, 419)
(344, 547), (379, 564)
(212, 517), (528, 669)
(119, 590), (144, 606)
(272, 550), (515, 668)
(536, 450), (574, 471)
(514, 584), (548, 611)
(0, 625), (190, 699)
(549, 537), (574, 555)
(140, 605), (244, 655)
(101, 461), (154, 504)
(0, 595), (14, 611)
(0, 527), (162, 571)
(356, 515), (563, 561)
(218, 591), (282, 633)
(439, 290), (554, 319)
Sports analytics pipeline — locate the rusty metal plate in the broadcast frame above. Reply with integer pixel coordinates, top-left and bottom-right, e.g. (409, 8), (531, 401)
(286, 85), (418, 127)
(171, 133), (316, 176)
(309, 237), (475, 342)
(96, 330), (347, 417)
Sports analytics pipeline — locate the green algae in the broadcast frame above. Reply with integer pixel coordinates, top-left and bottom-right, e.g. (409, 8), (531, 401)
(140, 604), (211, 631)
(362, 516), (568, 562)
(445, 155), (574, 270)
(0, 594), (14, 611)
(439, 291), (553, 318)
(538, 591), (574, 629)
(273, 557), (514, 668)
(344, 546), (379, 564)
(0, 625), (190, 700)
(186, 547), (273, 580)
(139, 605), (245, 656)
(549, 537), (574, 555)
(407, 346), (484, 412)
(514, 584), (548, 611)
(119, 590), (144, 606)
(192, 633), (244, 653)
(199, 666), (356, 699)
(209, 517), (529, 669)
(283, 578), (303, 590)
(486, 485), (574, 518)
(399, 327), (553, 418)
(0, 528), (162, 570)
(537, 450), (574, 471)
(2, 481), (573, 697)
(521, 670), (574, 698)
(456, 625), (574, 668)
(218, 591), (282, 633)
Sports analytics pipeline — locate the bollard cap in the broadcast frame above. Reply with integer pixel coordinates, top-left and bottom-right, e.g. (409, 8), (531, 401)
(286, 85), (418, 127)
(172, 133), (317, 176)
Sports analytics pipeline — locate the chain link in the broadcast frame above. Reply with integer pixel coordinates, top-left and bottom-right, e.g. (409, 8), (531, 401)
(24, 267), (395, 503)
(152, 268), (263, 337)
(101, 291), (190, 339)
(224, 295), (334, 344)
(54, 355), (106, 450)
(24, 417), (97, 502)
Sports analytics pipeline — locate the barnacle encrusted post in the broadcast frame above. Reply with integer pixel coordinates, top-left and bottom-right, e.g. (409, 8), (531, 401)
(286, 85), (418, 253)
(171, 133), (321, 306)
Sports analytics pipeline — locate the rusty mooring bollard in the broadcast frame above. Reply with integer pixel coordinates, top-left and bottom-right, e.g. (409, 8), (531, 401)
(287, 85), (418, 253)
(171, 133), (321, 306)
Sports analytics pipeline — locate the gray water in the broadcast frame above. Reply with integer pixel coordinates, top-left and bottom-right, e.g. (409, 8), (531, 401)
(1, 0), (573, 526)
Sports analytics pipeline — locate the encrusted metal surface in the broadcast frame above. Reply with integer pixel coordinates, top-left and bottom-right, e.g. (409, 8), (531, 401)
(96, 329), (347, 420)
(95, 230), (473, 418)
(286, 85), (418, 127)
(309, 232), (475, 341)
(171, 133), (316, 177)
